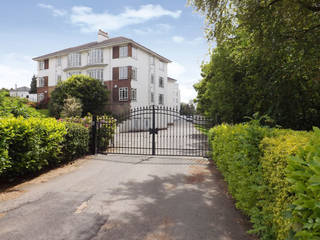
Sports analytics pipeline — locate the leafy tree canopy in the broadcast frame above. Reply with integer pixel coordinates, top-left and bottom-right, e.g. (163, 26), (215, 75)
(49, 75), (109, 118)
(190, 0), (320, 130)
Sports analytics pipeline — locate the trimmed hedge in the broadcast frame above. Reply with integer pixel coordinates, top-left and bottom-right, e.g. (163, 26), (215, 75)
(0, 117), (89, 179)
(209, 123), (318, 239)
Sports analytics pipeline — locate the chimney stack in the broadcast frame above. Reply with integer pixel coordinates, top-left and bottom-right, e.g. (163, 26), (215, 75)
(97, 29), (109, 42)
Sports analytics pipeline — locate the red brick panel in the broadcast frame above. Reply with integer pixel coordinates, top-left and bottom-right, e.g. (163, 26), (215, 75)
(44, 76), (48, 87)
(112, 67), (119, 81)
(112, 46), (119, 59)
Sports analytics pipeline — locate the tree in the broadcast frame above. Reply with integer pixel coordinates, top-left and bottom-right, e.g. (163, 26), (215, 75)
(49, 75), (109, 118)
(190, 0), (320, 130)
(29, 75), (37, 94)
(60, 97), (83, 118)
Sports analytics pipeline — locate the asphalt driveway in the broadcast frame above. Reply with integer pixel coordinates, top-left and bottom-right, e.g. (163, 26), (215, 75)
(0, 154), (255, 240)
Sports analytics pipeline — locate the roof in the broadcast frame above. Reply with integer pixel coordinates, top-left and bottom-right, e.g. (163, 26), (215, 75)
(10, 87), (30, 92)
(168, 77), (178, 82)
(33, 36), (171, 63)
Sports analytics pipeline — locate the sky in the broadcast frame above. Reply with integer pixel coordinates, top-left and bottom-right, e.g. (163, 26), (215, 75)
(0, 0), (212, 103)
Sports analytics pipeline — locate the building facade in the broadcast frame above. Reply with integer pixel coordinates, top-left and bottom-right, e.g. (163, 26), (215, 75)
(33, 30), (181, 115)
(9, 86), (37, 102)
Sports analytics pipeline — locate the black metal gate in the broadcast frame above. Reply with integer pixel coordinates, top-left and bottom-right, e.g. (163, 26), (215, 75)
(97, 105), (211, 157)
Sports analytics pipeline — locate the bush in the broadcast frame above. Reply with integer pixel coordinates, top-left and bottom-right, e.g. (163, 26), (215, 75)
(0, 117), (66, 177)
(60, 97), (83, 118)
(62, 122), (89, 162)
(209, 122), (315, 239)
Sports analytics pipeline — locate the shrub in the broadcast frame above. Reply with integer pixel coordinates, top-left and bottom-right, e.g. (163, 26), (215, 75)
(0, 117), (66, 177)
(60, 97), (83, 118)
(62, 122), (89, 161)
(209, 122), (314, 239)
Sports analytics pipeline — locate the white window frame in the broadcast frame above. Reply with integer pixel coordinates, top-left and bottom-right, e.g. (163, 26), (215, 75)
(119, 66), (128, 80)
(87, 69), (104, 81)
(56, 57), (62, 67)
(132, 67), (137, 81)
(39, 61), (45, 70)
(119, 46), (128, 58)
(132, 47), (137, 59)
(37, 77), (45, 87)
(119, 87), (128, 101)
(88, 49), (103, 65)
(56, 75), (62, 84)
(68, 71), (81, 78)
(159, 77), (164, 88)
(151, 92), (154, 103)
(68, 52), (81, 67)
(150, 55), (155, 65)
(159, 94), (164, 105)
(131, 88), (137, 101)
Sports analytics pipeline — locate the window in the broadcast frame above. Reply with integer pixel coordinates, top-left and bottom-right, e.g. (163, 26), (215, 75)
(38, 93), (45, 102)
(151, 74), (154, 84)
(68, 71), (81, 77)
(131, 67), (137, 80)
(159, 94), (164, 105)
(87, 69), (104, 81)
(132, 47), (137, 59)
(39, 61), (45, 70)
(88, 49), (103, 64)
(57, 57), (61, 67)
(159, 61), (164, 70)
(150, 55), (155, 65)
(159, 77), (164, 88)
(44, 59), (49, 69)
(131, 88), (137, 101)
(68, 52), (81, 67)
(38, 77), (45, 87)
(119, 46), (128, 57)
(151, 92), (154, 103)
(119, 66), (128, 79)
(119, 87), (128, 101)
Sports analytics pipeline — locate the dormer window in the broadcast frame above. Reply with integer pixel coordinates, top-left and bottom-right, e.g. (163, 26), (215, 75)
(88, 49), (103, 64)
(68, 52), (81, 67)
(119, 46), (128, 57)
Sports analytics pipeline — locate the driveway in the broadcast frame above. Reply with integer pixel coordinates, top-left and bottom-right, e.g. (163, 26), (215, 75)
(0, 154), (255, 240)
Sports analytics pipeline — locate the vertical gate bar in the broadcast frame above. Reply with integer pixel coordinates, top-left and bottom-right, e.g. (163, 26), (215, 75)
(152, 105), (156, 155)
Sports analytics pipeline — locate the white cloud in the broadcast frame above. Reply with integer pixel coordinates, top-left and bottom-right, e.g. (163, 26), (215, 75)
(38, 3), (67, 16)
(0, 53), (36, 89)
(172, 36), (184, 43)
(70, 5), (182, 32)
(133, 24), (172, 35)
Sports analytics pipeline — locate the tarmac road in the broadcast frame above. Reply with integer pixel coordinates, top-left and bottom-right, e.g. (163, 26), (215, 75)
(0, 154), (255, 240)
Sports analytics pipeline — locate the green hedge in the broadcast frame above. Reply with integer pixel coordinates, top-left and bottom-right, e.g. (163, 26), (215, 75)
(209, 123), (318, 239)
(0, 117), (89, 179)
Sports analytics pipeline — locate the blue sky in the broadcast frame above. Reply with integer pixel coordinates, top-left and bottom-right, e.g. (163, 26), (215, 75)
(0, 0), (212, 102)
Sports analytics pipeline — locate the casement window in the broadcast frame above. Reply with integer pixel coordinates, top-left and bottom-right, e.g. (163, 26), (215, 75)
(68, 52), (81, 67)
(87, 69), (104, 81)
(151, 92), (154, 103)
(119, 66), (128, 80)
(39, 61), (45, 70)
(38, 93), (45, 102)
(38, 77), (45, 87)
(68, 71), (81, 77)
(150, 55), (155, 65)
(88, 49), (103, 64)
(159, 77), (164, 88)
(159, 61), (164, 71)
(151, 74), (154, 84)
(159, 94), (164, 105)
(131, 67), (137, 81)
(119, 46), (128, 57)
(131, 88), (137, 101)
(57, 57), (62, 67)
(132, 47), (137, 59)
(119, 87), (128, 101)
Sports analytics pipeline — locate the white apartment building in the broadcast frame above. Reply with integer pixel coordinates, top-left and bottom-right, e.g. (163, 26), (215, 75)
(33, 30), (181, 115)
